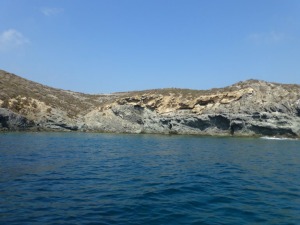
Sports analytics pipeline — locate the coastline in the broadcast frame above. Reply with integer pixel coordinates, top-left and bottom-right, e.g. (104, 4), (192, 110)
(1, 70), (300, 138)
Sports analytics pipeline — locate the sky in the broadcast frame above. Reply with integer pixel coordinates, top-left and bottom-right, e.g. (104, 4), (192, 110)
(0, 0), (300, 93)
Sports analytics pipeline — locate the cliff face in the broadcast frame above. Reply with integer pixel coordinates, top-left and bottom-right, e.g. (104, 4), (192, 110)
(1, 69), (300, 137)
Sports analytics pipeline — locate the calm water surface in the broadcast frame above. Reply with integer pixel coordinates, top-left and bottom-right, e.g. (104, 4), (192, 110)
(0, 133), (299, 225)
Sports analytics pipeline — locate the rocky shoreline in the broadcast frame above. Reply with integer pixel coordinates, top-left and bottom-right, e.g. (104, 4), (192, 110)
(1, 70), (300, 137)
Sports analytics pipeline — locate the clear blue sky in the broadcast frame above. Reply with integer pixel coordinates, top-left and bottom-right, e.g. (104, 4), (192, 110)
(0, 0), (300, 93)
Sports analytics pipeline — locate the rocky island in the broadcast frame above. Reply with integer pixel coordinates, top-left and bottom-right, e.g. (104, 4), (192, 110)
(1, 69), (300, 137)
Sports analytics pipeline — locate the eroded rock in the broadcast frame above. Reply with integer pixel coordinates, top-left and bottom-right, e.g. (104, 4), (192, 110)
(1, 70), (300, 137)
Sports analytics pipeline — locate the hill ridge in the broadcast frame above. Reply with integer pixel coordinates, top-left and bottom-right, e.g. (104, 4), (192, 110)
(1, 69), (300, 137)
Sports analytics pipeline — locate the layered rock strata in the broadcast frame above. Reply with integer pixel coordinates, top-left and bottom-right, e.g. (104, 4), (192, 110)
(1, 69), (300, 137)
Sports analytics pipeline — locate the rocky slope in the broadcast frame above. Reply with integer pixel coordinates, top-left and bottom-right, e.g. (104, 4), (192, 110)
(1, 69), (300, 137)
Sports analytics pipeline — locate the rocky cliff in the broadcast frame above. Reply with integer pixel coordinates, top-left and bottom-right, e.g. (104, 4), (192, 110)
(1, 69), (300, 137)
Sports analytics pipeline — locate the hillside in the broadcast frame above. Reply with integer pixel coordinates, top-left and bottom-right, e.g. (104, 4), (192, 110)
(1, 69), (300, 137)
(0, 70), (115, 116)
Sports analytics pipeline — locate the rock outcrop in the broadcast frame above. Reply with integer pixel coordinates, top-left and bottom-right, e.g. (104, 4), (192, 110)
(0, 108), (35, 130)
(1, 69), (300, 137)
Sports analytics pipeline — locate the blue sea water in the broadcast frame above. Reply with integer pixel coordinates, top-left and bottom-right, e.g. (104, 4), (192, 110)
(0, 132), (299, 225)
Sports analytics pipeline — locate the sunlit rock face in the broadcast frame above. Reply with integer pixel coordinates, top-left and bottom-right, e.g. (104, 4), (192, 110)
(1, 69), (300, 137)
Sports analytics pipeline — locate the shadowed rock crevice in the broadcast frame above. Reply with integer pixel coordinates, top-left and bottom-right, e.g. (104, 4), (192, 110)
(230, 120), (244, 135)
(209, 115), (230, 130)
(249, 125), (297, 137)
(182, 117), (211, 130)
(0, 108), (35, 130)
(0, 115), (9, 128)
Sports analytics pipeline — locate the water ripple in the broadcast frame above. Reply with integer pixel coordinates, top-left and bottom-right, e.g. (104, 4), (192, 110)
(0, 133), (300, 224)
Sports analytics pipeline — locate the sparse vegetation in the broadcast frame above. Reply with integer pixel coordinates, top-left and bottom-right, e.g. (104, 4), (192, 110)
(1, 70), (300, 119)
(1, 99), (9, 108)
(0, 70), (112, 116)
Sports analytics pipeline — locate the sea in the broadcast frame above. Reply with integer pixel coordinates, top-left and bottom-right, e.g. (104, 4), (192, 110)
(0, 132), (299, 225)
